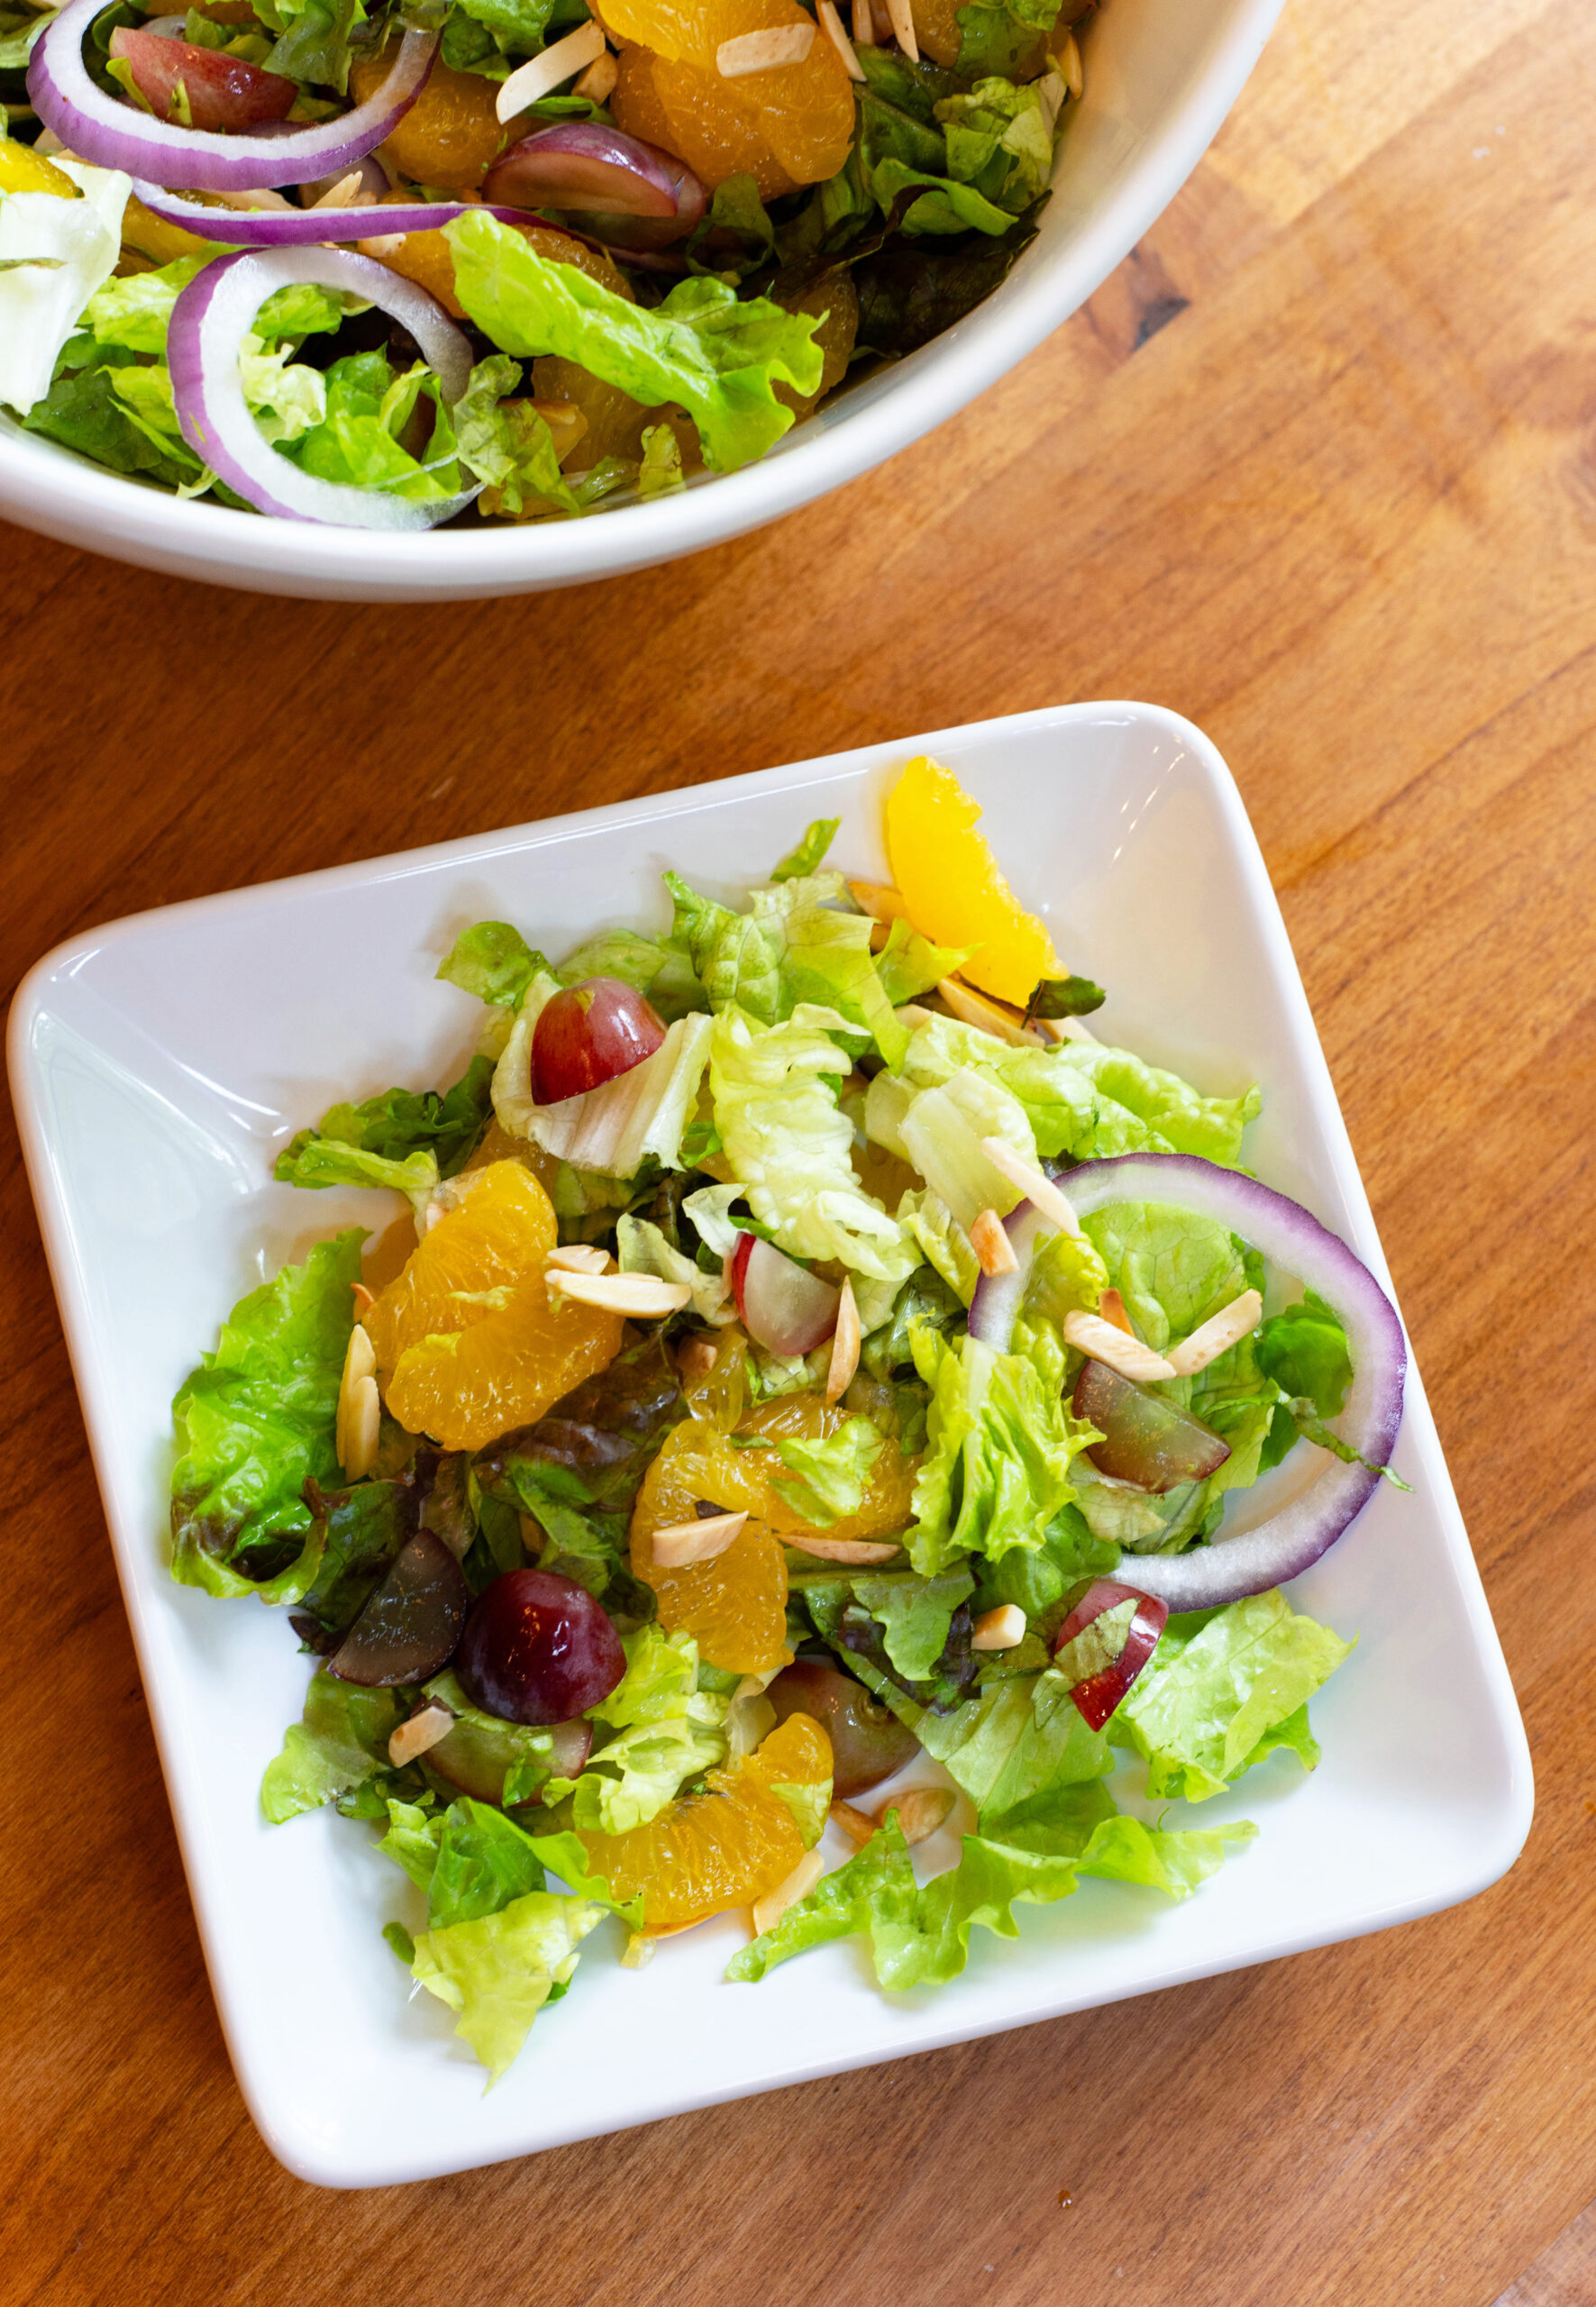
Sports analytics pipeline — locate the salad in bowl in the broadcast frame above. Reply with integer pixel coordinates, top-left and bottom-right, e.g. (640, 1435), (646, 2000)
(169, 756), (1406, 2085)
(0, 0), (1094, 528)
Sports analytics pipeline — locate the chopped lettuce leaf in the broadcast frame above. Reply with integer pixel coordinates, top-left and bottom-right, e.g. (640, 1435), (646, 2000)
(277, 1055), (496, 1188)
(589, 1624), (702, 1728)
(907, 1319), (1097, 1574)
(501, 1009), (715, 1176)
(681, 1180), (749, 1257)
(1256, 1290), (1354, 1418)
(555, 928), (667, 994)
(273, 1135), (439, 1203)
(769, 1414), (885, 1526)
(852, 1565), (975, 1681)
(411, 1889), (604, 2084)
(755, 890), (908, 1066)
(1113, 1591), (1354, 1801)
(437, 919), (549, 1009)
(261, 1673), (402, 1823)
(709, 1008), (916, 1283)
(561, 1714), (727, 1833)
(873, 915), (971, 1007)
(169, 1229), (362, 1598)
(889, 1064), (1037, 1232)
(1081, 1199), (1246, 1352)
(443, 212), (825, 473)
(896, 1187), (980, 1306)
(771, 816), (841, 881)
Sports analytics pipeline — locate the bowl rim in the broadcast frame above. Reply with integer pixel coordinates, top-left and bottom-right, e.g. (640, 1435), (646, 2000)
(0, 0), (1286, 597)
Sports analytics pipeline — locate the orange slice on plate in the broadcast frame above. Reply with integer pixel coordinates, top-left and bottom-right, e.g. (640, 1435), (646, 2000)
(885, 754), (1062, 1007)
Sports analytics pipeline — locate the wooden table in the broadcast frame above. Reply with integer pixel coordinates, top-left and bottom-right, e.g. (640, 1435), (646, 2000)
(5, 0), (1594, 2296)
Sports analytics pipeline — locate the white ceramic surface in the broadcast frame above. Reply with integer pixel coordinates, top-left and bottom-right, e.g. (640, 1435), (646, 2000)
(10, 702), (1533, 2190)
(0, 0), (1283, 600)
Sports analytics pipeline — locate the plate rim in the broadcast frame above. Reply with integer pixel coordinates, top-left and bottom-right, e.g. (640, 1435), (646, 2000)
(8, 698), (1535, 2188)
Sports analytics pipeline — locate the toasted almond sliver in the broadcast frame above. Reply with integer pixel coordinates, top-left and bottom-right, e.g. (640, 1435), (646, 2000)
(351, 1281), (375, 1318)
(882, 1785), (956, 1845)
(936, 976), (1043, 1047)
(359, 232), (407, 262)
(971, 1603), (1026, 1652)
(1038, 1013), (1099, 1046)
(851, 0), (876, 41)
(751, 1848), (825, 1936)
(1165, 1288), (1264, 1379)
(1059, 26), (1083, 96)
(816, 0), (865, 78)
(388, 1702), (455, 1767)
(343, 1372), (380, 1481)
(545, 1242), (613, 1274)
(830, 1798), (878, 1847)
(896, 1002), (936, 1031)
(786, 1536), (902, 1564)
(652, 1509), (748, 1568)
(847, 878), (907, 922)
(678, 1335), (718, 1381)
(497, 17), (605, 118)
(1063, 1309), (1177, 1383)
(980, 1137), (1082, 1238)
(825, 1274), (861, 1404)
(311, 169), (365, 210)
(717, 22), (815, 73)
(546, 1268), (692, 1316)
(573, 46), (617, 100)
(344, 1321), (376, 1390)
(884, 0), (918, 59)
(969, 1207), (1018, 1278)
(1098, 1286), (1134, 1336)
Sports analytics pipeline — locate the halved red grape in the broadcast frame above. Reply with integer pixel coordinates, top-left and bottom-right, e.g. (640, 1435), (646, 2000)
(326, 1527), (468, 1688)
(1052, 1577), (1168, 1730)
(1073, 1358), (1231, 1493)
(532, 977), (666, 1105)
(107, 28), (296, 127)
(428, 1710), (592, 1808)
(454, 1569), (625, 1724)
(767, 1659), (919, 1796)
(730, 1233), (841, 1357)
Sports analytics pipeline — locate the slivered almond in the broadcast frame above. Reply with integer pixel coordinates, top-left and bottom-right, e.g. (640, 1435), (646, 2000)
(751, 1848), (825, 1935)
(311, 169), (365, 210)
(896, 1002), (936, 1032)
(351, 1282), (375, 1318)
(1098, 1286), (1134, 1336)
(847, 879), (907, 923)
(343, 1373), (380, 1481)
(816, 0), (865, 78)
(336, 1323), (376, 1471)
(546, 1269), (692, 1316)
(388, 1702), (454, 1767)
(717, 23), (815, 73)
(1062, 1310), (1176, 1383)
(970, 1207), (1017, 1277)
(971, 1603), (1026, 1652)
(881, 1785), (955, 1844)
(652, 1509), (747, 1567)
(980, 1137), (1081, 1237)
(573, 46), (617, 99)
(1058, 26), (1083, 96)
(497, 17), (605, 117)
(1165, 1288), (1263, 1378)
(825, 1274), (861, 1404)
(678, 1335), (718, 1381)
(884, 0), (918, 59)
(1038, 1013), (1099, 1045)
(936, 976), (1044, 1047)
(545, 1242), (613, 1274)
(851, 0), (876, 42)
(786, 1536), (902, 1564)
(358, 232), (406, 262)
(831, 1798), (878, 1847)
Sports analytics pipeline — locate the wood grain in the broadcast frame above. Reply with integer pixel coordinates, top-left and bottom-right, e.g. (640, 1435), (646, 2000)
(5, 0), (1595, 2300)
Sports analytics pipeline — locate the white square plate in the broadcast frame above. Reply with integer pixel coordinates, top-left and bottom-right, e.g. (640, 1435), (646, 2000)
(10, 703), (1532, 2189)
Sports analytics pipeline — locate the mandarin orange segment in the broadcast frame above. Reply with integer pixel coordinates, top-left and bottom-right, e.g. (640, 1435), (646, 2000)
(885, 755), (1063, 1007)
(631, 1421), (791, 1673)
(603, 0), (851, 189)
(364, 1161), (623, 1451)
(736, 1393), (919, 1545)
(578, 1712), (832, 1929)
(355, 49), (529, 186)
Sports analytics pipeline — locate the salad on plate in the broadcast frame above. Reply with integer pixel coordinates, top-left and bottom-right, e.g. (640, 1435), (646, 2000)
(0, 0), (1095, 526)
(169, 757), (1407, 2084)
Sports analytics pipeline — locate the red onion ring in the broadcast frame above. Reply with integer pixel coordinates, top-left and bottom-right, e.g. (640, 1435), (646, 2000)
(132, 180), (538, 246)
(168, 246), (479, 528)
(29, 0), (437, 191)
(970, 1151), (1407, 1608)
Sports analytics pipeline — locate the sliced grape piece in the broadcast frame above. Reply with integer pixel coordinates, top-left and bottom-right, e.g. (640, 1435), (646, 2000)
(454, 1568), (625, 1724)
(1073, 1357), (1231, 1492)
(325, 1527), (469, 1688)
(730, 1232), (841, 1357)
(533, 977), (666, 1104)
(767, 1658), (919, 1796)
(1051, 1576), (1169, 1730)
(428, 1709), (592, 1807)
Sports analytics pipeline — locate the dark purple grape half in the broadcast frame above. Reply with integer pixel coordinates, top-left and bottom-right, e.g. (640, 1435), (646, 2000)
(766, 1659), (919, 1797)
(454, 1569), (625, 1725)
(325, 1527), (469, 1688)
(1073, 1358), (1232, 1493)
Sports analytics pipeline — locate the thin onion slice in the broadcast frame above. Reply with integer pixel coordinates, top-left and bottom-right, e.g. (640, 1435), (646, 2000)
(131, 181), (537, 245)
(965, 1152), (1406, 1606)
(1062, 1154), (1406, 1607)
(30, 0), (437, 191)
(168, 246), (479, 529)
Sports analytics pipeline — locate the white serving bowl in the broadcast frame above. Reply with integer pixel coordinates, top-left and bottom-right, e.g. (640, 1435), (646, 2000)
(0, 0), (1283, 600)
